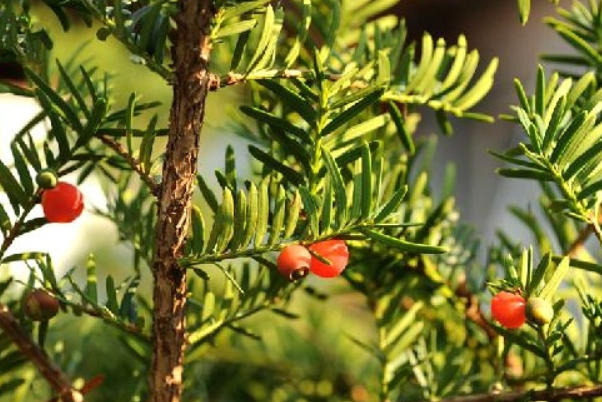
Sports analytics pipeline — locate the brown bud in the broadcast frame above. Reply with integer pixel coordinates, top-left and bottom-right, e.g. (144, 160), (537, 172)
(22, 289), (60, 321)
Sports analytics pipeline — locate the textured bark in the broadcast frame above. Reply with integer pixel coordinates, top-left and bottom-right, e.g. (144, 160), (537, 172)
(0, 303), (82, 402)
(149, 1), (214, 401)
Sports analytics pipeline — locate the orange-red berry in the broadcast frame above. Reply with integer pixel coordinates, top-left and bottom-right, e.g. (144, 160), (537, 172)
(491, 291), (526, 329)
(277, 245), (311, 281)
(41, 182), (84, 223)
(308, 239), (349, 278)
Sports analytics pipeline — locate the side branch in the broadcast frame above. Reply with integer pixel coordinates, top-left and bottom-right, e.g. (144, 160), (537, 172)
(208, 70), (369, 90)
(0, 303), (81, 402)
(415, 384), (602, 402)
(97, 134), (159, 195)
(455, 275), (497, 339)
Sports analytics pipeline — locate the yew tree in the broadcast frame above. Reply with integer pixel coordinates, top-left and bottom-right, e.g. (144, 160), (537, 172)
(3, 1), (602, 402)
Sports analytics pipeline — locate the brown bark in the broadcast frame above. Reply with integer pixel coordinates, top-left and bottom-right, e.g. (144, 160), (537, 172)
(0, 303), (82, 402)
(148, 1), (214, 401)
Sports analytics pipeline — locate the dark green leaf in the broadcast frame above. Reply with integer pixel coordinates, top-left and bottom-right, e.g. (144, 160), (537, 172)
(321, 88), (385, 137)
(105, 275), (120, 315)
(76, 97), (107, 149)
(361, 228), (446, 254)
(258, 80), (317, 124)
(36, 90), (70, 163)
(245, 5), (278, 72)
(374, 185), (407, 223)
(0, 203), (11, 236)
(229, 190), (247, 251)
(269, 186), (286, 245)
(299, 186), (319, 236)
(496, 168), (554, 181)
(578, 179), (602, 200)
(15, 135), (41, 172)
(26, 68), (83, 132)
(360, 143), (372, 220)
(1, 252), (45, 264)
(322, 147), (347, 229)
(240, 106), (311, 143)
(17, 218), (47, 236)
(526, 253), (552, 296)
(230, 30), (251, 71)
(0, 159), (27, 211)
(388, 101), (415, 154)
(56, 60), (90, 118)
(10, 144), (33, 196)
(283, 189), (302, 239)
(254, 179), (269, 246)
(196, 174), (219, 213)
(248, 145), (304, 185)
(119, 277), (140, 324)
(241, 182), (258, 248)
(205, 188), (234, 253)
(326, 170), (341, 232)
(493, 325), (545, 357)
(140, 114), (159, 174)
(563, 140), (602, 181)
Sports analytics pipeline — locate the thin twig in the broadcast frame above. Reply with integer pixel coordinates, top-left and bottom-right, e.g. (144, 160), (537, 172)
(414, 383), (602, 402)
(567, 224), (594, 258)
(455, 276), (497, 340)
(208, 70), (369, 90)
(566, 204), (602, 258)
(70, 302), (150, 342)
(97, 134), (159, 195)
(0, 303), (82, 402)
(0, 198), (38, 260)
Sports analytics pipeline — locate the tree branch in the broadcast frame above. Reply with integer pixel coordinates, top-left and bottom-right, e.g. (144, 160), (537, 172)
(207, 70), (369, 90)
(96, 134), (159, 195)
(455, 275), (497, 340)
(148, 1), (214, 401)
(0, 303), (82, 402)
(0, 198), (38, 260)
(414, 384), (602, 402)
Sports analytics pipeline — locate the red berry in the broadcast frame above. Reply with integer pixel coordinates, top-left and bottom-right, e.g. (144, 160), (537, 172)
(41, 182), (84, 223)
(308, 239), (349, 278)
(491, 291), (526, 329)
(22, 289), (60, 321)
(277, 245), (311, 281)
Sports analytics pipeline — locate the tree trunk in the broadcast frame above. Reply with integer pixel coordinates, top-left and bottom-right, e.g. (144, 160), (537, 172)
(149, 1), (214, 401)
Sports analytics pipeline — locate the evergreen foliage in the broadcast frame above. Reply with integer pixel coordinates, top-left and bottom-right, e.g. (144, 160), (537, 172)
(2, 0), (602, 401)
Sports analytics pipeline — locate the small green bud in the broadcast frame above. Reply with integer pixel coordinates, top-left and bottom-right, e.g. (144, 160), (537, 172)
(35, 169), (58, 189)
(526, 297), (554, 325)
(22, 289), (60, 321)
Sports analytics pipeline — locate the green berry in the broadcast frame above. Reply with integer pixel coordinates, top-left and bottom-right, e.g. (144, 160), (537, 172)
(526, 297), (554, 325)
(35, 169), (58, 189)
